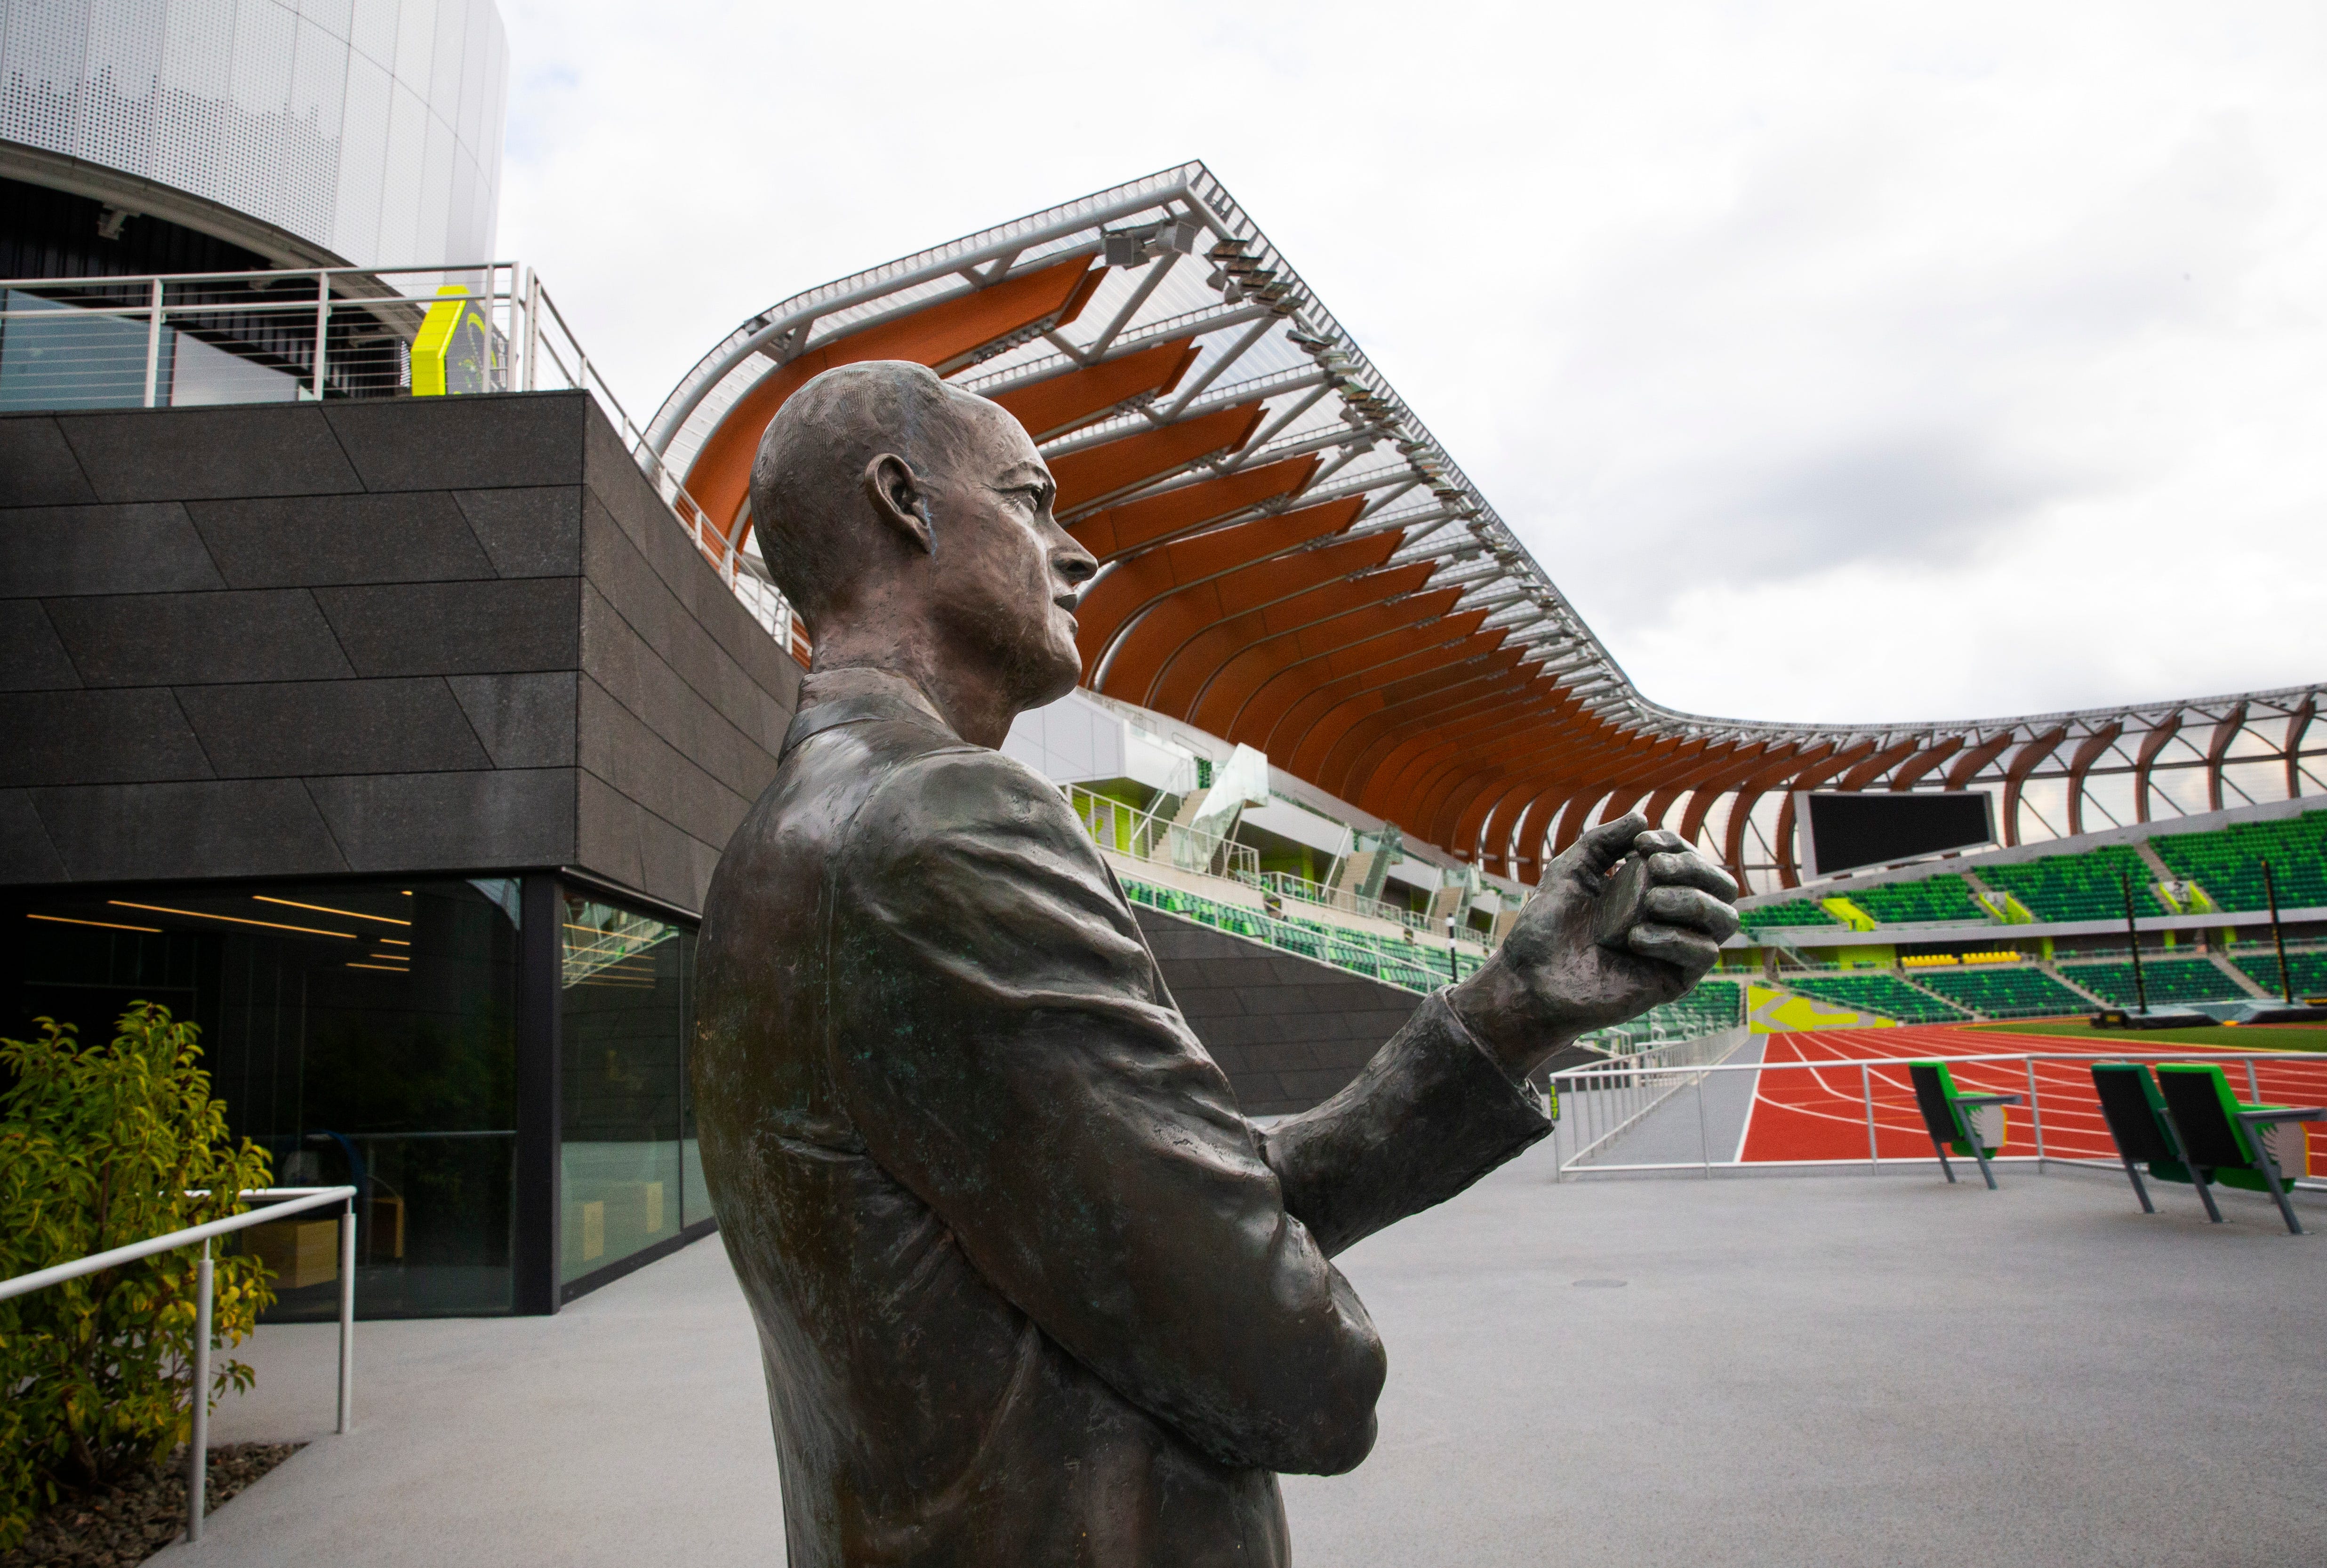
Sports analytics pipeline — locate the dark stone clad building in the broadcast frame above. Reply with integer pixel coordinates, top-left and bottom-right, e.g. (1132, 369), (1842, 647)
(0, 391), (1420, 1315)
(1, 392), (800, 1314)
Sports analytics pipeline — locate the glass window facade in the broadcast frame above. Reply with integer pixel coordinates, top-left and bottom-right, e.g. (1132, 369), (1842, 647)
(559, 891), (702, 1288)
(4, 878), (522, 1318)
(0, 289), (305, 412)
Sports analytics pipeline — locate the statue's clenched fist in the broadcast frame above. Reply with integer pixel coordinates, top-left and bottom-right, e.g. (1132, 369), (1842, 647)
(1449, 813), (1741, 1080)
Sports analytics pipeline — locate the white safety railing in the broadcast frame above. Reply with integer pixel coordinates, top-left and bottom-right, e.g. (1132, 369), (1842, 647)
(1237, 868), (1433, 933)
(1547, 1047), (2327, 1187)
(0, 264), (810, 665)
(1555, 1031), (1751, 1167)
(1067, 783), (1261, 881)
(0, 1186), (358, 1544)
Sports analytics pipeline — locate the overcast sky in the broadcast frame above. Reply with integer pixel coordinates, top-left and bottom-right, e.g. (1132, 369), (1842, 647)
(496, 0), (2326, 729)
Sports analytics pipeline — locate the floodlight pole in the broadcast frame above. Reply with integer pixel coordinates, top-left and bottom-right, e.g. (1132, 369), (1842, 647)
(2262, 858), (2293, 1004)
(2120, 872), (2149, 1015)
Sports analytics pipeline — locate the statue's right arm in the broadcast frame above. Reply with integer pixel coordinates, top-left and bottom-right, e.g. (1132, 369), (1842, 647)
(826, 748), (1384, 1476)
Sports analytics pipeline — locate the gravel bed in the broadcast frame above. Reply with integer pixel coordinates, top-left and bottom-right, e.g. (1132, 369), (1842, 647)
(3, 1444), (302, 1567)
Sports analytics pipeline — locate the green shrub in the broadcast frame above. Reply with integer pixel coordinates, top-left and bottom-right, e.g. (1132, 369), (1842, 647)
(0, 1003), (275, 1549)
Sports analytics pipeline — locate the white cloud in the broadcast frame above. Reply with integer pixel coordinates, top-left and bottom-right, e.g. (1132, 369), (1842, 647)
(496, 0), (2327, 726)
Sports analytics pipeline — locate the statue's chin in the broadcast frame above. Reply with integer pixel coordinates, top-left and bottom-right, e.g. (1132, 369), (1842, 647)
(1027, 648), (1083, 709)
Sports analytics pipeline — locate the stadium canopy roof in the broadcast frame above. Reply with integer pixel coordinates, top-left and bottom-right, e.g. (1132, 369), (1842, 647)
(648, 164), (2325, 893)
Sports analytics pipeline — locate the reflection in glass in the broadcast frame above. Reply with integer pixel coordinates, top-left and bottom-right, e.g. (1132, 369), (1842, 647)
(559, 892), (695, 1285)
(5, 879), (520, 1318)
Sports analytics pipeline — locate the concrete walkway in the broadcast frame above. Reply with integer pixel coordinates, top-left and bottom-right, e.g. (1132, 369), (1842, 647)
(155, 1146), (2326, 1567)
(1569, 1033), (1767, 1168)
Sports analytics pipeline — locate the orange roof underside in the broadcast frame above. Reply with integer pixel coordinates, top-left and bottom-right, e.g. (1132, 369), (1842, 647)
(674, 273), (1888, 884)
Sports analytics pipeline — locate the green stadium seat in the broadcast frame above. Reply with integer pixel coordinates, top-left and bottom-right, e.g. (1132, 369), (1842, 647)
(1787, 973), (1968, 1024)
(1910, 965), (2086, 1018)
(2150, 811), (2327, 913)
(2154, 1064), (2325, 1235)
(1907, 1060), (2022, 1189)
(2235, 949), (2327, 999)
(2089, 1063), (2212, 1219)
(1978, 845), (2169, 924)
(2058, 958), (2246, 1007)
(1123, 873), (1742, 1029)
(1624, 979), (1744, 1038)
(1739, 899), (1841, 936)
(1843, 875), (1987, 925)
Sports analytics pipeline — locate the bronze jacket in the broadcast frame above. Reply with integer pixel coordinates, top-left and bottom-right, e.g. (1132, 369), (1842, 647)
(693, 668), (1551, 1567)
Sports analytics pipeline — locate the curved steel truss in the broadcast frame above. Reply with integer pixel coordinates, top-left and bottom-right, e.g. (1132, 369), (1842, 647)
(647, 164), (2325, 894)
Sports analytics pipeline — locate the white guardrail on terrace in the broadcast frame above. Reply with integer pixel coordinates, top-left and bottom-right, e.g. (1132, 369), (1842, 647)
(1552, 1031), (1752, 1167)
(1241, 868), (1435, 933)
(0, 1186), (358, 1544)
(0, 263), (810, 663)
(1067, 783), (1261, 882)
(1548, 1048), (2327, 1189)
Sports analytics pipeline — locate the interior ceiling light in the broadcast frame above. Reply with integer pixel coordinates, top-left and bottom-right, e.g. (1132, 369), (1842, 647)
(28, 912), (162, 933)
(254, 894), (411, 927)
(112, 900), (354, 939)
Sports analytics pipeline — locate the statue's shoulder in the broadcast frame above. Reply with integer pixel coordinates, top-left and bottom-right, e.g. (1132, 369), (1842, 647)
(852, 742), (1082, 849)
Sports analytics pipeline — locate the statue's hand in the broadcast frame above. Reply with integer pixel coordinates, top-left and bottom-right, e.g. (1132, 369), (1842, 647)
(1450, 813), (1741, 1080)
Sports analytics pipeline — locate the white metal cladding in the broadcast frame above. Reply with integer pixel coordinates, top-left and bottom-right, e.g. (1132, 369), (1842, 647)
(0, 0), (506, 269)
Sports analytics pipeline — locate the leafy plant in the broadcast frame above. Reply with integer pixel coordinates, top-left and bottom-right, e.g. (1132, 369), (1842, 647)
(0, 1003), (275, 1550)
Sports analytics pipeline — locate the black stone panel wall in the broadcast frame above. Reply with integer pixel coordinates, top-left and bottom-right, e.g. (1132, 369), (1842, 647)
(0, 392), (800, 914)
(1133, 904), (1425, 1117)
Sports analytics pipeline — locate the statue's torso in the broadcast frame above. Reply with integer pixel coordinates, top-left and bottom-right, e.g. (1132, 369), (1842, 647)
(692, 690), (1288, 1568)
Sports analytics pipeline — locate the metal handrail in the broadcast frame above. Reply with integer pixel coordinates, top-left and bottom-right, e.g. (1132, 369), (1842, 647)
(1236, 868), (1435, 934)
(0, 1185), (358, 1544)
(1548, 1046), (2327, 1186)
(1555, 1047), (2327, 1083)
(1067, 783), (1260, 881)
(0, 262), (811, 666)
(1556, 1030), (1750, 1167)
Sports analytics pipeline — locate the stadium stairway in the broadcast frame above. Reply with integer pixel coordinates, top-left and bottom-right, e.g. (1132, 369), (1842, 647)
(2237, 948), (2327, 999)
(2054, 956), (2254, 1008)
(1758, 959), (2140, 1024)
(2208, 952), (2273, 999)
(1779, 972), (1971, 1024)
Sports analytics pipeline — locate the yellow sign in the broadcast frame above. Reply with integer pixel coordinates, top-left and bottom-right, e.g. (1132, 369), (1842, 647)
(411, 284), (494, 396)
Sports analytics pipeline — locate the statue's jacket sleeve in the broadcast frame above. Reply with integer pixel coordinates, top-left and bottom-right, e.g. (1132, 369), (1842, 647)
(829, 744), (1551, 1479)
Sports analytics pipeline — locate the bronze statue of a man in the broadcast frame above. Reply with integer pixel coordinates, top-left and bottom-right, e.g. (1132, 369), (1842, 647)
(693, 361), (1740, 1566)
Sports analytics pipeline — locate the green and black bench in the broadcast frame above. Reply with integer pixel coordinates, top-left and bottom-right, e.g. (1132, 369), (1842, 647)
(1908, 1061), (2022, 1190)
(2089, 1063), (2216, 1222)
(2152, 1064), (2322, 1236)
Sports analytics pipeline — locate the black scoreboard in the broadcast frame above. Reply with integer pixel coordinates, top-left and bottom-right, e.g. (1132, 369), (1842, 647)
(1795, 791), (1996, 879)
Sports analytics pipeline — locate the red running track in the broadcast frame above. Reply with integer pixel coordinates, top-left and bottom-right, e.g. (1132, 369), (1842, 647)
(1737, 1025), (2327, 1171)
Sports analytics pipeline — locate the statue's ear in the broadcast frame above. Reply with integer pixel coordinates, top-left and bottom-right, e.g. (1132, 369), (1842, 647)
(864, 453), (935, 555)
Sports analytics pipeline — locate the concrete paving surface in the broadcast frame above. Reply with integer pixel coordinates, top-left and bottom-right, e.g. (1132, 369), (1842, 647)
(1567, 1033), (1766, 1168)
(151, 1145), (2326, 1568)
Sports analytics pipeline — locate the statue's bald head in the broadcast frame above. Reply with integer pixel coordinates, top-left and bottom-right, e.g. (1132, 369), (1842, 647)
(744, 358), (1098, 740)
(749, 361), (988, 625)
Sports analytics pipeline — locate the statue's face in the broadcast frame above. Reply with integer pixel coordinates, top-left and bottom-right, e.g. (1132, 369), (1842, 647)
(923, 397), (1097, 712)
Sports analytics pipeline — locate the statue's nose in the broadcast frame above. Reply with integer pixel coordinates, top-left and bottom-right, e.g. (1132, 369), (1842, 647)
(1054, 546), (1099, 588)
